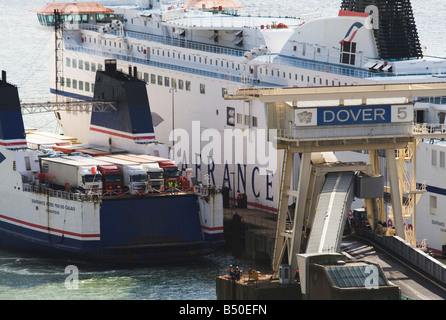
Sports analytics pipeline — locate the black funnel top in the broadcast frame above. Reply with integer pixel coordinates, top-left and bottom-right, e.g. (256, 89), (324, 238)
(341, 0), (423, 60)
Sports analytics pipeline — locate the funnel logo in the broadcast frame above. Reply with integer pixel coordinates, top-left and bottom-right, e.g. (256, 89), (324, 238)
(340, 22), (363, 45)
(0, 152), (5, 164)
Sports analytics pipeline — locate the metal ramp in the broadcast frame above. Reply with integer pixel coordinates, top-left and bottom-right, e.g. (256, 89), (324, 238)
(306, 172), (355, 254)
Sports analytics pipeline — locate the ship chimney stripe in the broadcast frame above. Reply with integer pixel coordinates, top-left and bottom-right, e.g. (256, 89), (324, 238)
(89, 125), (156, 141)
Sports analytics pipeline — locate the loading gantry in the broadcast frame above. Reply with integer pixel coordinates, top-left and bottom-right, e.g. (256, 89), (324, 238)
(226, 82), (446, 278)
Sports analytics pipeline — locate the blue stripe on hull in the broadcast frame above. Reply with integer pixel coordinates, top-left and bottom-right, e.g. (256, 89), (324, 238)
(0, 194), (218, 264)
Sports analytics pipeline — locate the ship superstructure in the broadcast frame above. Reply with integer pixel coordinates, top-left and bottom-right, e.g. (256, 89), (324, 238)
(33, 0), (446, 254)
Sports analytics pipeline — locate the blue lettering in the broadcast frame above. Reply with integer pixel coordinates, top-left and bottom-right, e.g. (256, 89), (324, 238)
(266, 170), (274, 201)
(252, 167), (260, 198)
(207, 157), (215, 186)
(237, 164), (246, 194)
(223, 163), (231, 190)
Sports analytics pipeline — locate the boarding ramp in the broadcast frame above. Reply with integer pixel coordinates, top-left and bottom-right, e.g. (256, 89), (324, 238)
(306, 172), (355, 254)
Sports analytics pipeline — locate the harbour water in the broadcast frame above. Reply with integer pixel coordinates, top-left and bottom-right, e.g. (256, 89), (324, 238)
(0, 0), (445, 300)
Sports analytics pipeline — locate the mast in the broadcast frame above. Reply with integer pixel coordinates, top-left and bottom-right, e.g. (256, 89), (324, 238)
(54, 9), (63, 102)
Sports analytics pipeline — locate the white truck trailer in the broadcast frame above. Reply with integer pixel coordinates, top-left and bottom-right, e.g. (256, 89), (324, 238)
(40, 157), (103, 194)
(94, 156), (148, 194)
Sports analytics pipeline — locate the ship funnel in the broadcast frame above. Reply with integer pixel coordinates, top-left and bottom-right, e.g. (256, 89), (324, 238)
(0, 71), (27, 149)
(340, 0), (423, 60)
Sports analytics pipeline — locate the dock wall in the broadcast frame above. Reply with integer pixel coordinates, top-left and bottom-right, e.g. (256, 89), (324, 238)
(223, 208), (277, 264)
(356, 229), (446, 286)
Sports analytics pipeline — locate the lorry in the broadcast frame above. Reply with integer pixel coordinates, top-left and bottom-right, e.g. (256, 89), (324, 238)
(108, 154), (164, 192)
(112, 154), (183, 191)
(40, 157), (103, 195)
(94, 156), (148, 194)
(63, 156), (124, 194)
(158, 159), (182, 190)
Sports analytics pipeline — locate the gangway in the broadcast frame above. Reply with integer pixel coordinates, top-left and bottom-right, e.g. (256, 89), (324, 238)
(225, 81), (446, 279)
(305, 172), (355, 254)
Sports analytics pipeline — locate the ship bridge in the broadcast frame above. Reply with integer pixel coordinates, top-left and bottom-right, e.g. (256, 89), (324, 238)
(226, 82), (446, 283)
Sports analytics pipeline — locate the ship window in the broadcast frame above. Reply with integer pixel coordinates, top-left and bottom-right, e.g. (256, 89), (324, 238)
(430, 195), (437, 215)
(158, 75), (163, 85)
(91, 63), (96, 72)
(340, 41), (356, 66)
(244, 115), (250, 125)
(66, 78), (71, 88)
(164, 77), (170, 87)
(144, 73), (149, 82)
(185, 81), (191, 91)
(72, 59), (77, 69)
(237, 113), (242, 124)
(252, 116), (258, 127)
(85, 61), (90, 71)
(91, 84), (95, 92)
(72, 79), (77, 89)
(200, 83), (205, 94)
(66, 58), (71, 68)
(151, 74), (156, 84)
(24, 157), (31, 171)
(432, 150), (437, 166)
(79, 60), (83, 70)
(85, 82), (90, 92)
(441, 151), (445, 168)
(79, 81), (84, 91)
(98, 64), (103, 71)
(60, 77), (65, 87)
(179, 79), (184, 90)
(171, 78), (177, 89)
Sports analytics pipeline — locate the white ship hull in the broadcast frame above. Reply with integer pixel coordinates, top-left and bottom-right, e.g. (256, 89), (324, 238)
(38, 1), (446, 253)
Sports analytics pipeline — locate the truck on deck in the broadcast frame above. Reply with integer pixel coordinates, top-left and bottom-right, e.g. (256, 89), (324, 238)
(40, 157), (102, 194)
(108, 154), (165, 192)
(65, 156), (123, 194)
(94, 156), (148, 194)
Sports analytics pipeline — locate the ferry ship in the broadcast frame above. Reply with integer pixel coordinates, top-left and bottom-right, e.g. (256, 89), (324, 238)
(0, 66), (224, 264)
(33, 0), (446, 255)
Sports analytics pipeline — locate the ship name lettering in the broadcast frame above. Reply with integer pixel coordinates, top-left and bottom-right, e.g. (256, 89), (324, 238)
(432, 220), (445, 227)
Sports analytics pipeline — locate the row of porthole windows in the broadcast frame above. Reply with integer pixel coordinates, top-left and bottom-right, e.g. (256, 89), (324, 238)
(152, 48), (242, 70)
(66, 57), (103, 73)
(259, 67), (345, 86)
(143, 72), (209, 94)
(59, 77), (94, 92)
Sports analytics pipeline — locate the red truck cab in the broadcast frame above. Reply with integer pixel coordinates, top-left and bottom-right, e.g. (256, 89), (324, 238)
(98, 165), (123, 193)
(158, 160), (181, 190)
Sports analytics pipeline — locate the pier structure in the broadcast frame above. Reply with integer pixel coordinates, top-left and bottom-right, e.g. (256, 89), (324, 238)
(219, 82), (446, 299)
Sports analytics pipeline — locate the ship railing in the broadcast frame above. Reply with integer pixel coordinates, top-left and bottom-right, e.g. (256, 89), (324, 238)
(274, 123), (411, 141)
(413, 123), (446, 135)
(66, 44), (247, 84)
(77, 24), (246, 57)
(22, 183), (96, 202)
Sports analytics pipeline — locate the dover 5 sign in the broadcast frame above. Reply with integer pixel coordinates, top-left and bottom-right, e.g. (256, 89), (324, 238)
(295, 104), (413, 126)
